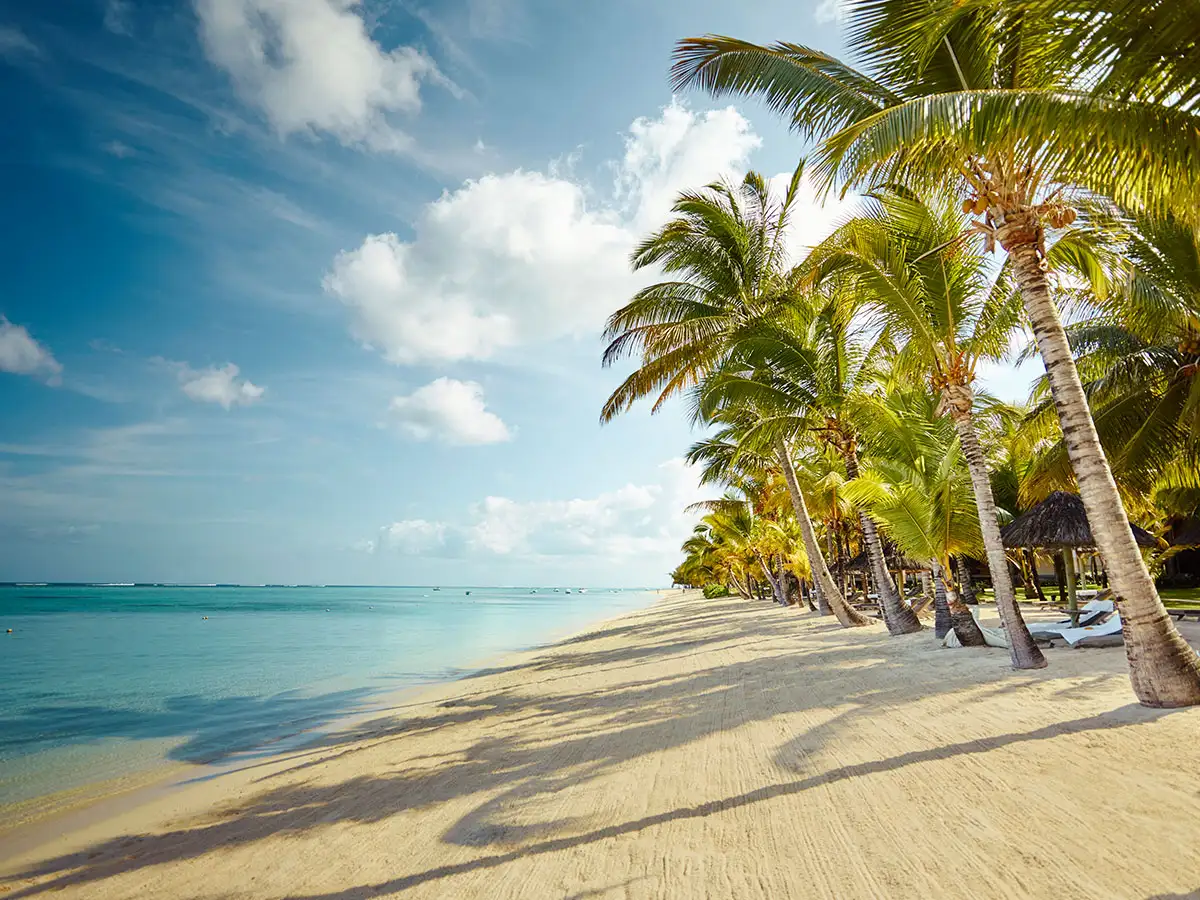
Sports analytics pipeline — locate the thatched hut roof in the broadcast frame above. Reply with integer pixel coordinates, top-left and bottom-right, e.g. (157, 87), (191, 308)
(1001, 491), (1160, 550)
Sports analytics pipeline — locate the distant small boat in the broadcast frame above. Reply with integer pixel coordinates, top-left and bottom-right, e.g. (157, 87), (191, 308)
(432, 587), (440, 591)
(578, 589), (588, 594)
(465, 590), (471, 596)
(565, 589), (572, 594)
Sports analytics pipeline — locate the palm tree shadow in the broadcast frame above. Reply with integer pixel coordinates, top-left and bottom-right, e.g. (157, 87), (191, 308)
(0, 598), (1176, 899)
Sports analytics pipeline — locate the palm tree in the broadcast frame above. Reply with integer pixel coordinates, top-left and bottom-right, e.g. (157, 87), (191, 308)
(845, 390), (988, 646)
(1014, 0), (1200, 111)
(670, 1), (1200, 705)
(685, 427), (825, 610)
(600, 166), (806, 423)
(1027, 213), (1200, 499)
(806, 186), (1044, 666)
(803, 288), (924, 632)
(693, 343), (874, 627)
(697, 304), (922, 632)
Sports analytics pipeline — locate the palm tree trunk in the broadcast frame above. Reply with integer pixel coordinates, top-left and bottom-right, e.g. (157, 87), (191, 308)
(729, 572), (750, 599)
(932, 562), (952, 639)
(1025, 549), (1048, 602)
(934, 560), (987, 646)
(1005, 232), (1200, 705)
(756, 554), (786, 605)
(801, 580), (817, 612)
(844, 449), (922, 634)
(956, 556), (977, 605)
(937, 561), (988, 647)
(775, 438), (871, 627)
(946, 397), (1046, 668)
(813, 578), (831, 615)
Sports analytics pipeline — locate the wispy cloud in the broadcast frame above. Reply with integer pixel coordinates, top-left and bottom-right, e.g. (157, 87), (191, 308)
(0, 25), (40, 62)
(374, 458), (711, 561)
(103, 0), (133, 36)
(101, 139), (135, 158)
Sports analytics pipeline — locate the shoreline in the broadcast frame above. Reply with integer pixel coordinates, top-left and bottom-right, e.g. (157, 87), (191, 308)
(0, 589), (681, 864)
(4, 591), (1200, 898)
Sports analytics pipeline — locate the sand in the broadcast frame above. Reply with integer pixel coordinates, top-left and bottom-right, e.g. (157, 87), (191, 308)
(3, 591), (1200, 900)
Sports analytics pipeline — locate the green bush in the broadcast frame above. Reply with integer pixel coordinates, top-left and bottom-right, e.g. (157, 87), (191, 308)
(702, 584), (731, 599)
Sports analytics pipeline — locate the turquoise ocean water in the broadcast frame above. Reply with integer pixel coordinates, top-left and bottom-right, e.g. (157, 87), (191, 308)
(0, 584), (659, 808)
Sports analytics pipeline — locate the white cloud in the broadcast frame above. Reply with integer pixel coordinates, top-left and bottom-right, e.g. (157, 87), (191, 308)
(172, 362), (265, 409)
(377, 458), (711, 561)
(616, 102), (761, 231)
(814, 0), (845, 24)
(383, 519), (449, 553)
(389, 377), (512, 445)
(0, 26), (39, 61)
(324, 101), (762, 364)
(767, 169), (860, 260)
(193, 0), (452, 149)
(0, 318), (62, 382)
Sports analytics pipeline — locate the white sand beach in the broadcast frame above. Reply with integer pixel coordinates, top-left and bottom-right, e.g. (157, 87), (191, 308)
(3, 591), (1200, 899)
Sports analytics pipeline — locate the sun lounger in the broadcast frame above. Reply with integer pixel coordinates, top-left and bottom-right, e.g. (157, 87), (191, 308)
(1058, 613), (1123, 647)
(1026, 599), (1115, 638)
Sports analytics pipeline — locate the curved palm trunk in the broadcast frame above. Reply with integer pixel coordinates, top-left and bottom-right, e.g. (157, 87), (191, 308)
(775, 438), (871, 627)
(756, 554), (787, 605)
(803, 582), (818, 612)
(729, 570), (751, 600)
(844, 450), (923, 634)
(1004, 224), (1200, 705)
(934, 561), (987, 646)
(956, 556), (978, 605)
(945, 395), (1046, 668)
(813, 579), (832, 615)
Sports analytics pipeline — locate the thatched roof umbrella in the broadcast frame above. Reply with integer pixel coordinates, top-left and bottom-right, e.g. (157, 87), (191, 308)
(1001, 491), (1160, 621)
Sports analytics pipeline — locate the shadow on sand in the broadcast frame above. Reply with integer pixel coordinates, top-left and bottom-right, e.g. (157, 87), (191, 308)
(0, 596), (1176, 898)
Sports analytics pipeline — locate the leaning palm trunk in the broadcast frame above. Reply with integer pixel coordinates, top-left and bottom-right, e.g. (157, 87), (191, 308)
(844, 450), (922, 634)
(756, 554), (787, 605)
(956, 557), (978, 605)
(1001, 215), (1200, 705)
(812, 578), (831, 615)
(729, 571), (751, 600)
(775, 438), (871, 627)
(933, 561), (987, 646)
(943, 387), (1046, 669)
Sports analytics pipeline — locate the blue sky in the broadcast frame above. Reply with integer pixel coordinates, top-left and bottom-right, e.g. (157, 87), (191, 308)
(0, 0), (1037, 586)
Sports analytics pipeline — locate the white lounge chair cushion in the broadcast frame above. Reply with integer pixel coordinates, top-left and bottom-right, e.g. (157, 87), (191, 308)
(1058, 613), (1123, 647)
(1026, 599), (1115, 636)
